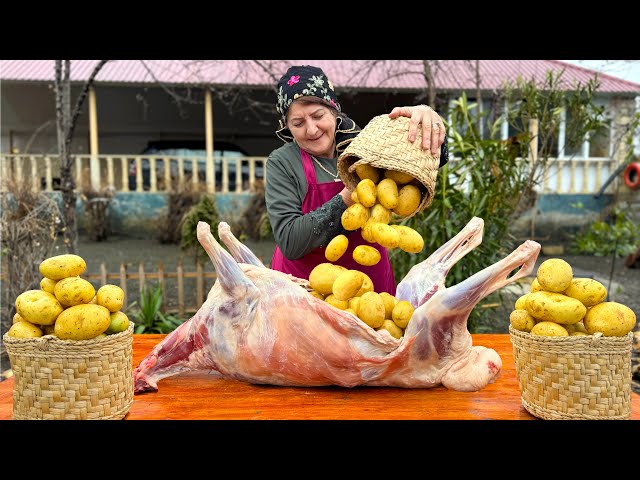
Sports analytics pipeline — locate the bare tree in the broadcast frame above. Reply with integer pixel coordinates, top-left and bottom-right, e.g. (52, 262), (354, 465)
(347, 60), (477, 111)
(55, 60), (108, 253)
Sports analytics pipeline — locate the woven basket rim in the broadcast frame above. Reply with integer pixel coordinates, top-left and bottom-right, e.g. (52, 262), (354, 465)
(3, 320), (134, 347)
(509, 324), (633, 345)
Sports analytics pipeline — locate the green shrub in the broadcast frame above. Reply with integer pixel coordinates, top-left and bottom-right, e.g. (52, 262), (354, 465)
(127, 283), (185, 334)
(569, 208), (640, 257)
(180, 194), (220, 264)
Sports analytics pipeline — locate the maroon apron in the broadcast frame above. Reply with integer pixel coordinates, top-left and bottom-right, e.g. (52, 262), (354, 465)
(271, 148), (396, 295)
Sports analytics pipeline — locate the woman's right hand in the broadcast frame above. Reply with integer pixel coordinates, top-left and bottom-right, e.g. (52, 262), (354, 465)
(388, 104), (446, 155)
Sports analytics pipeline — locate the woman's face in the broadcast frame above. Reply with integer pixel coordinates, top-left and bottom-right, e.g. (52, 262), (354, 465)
(286, 101), (337, 158)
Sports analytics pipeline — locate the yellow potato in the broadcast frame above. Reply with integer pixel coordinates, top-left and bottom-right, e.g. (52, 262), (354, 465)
(105, 311), (130, 335)
(376, 178), (399, 210)
(383, 169), (414, 185)
(514, 292), (532, 310)
(391, 225), (424, 253)
(563, 278), (607, 307)
(371, 223), (400, 249)
(530, 321), (569, 336)
(344, 308), (357, 316)
(350, 191), (359, 203)
(40, 277), (58, 294)
(332, 270), (365, 301)
(355, 272), (374, 297)
(377, 319), (403, 339)
(583, 301), (636, 337)
(393, 184), (422, 217)
(525, 291), (586, 325)
(325, 234), (349, 262)
(308, 290), (325, 300)
(6, 321), (43, 338)
(369, 203), (391, 224)
(379, 292), (398, 319)
(15, 289), (64, 326)
(348, 296), (361, 313)
(573, 321), (588, 333)
(355, 164), (380, 184)
(353, 245), (381, 266)
(341, 203), (369, 231)
(96, 284), (125, 312)
(570, 331), (588, 336)
(355, 179), (377, 208)
(309, 263), (347, 295)
(12, 312), (25, 324)
(530, 278), (543, 293)
(357, 291), (386, 328)
(360, 220), (377, 243)
(54, 304), (112, 340)
(392, 300), (414, 329)
(536, 258), (572, 293)
(54, 276), (96, 307)
(39, 254), (87, 281)
(509, 309), (536, 332)
(325, 294), (349, 310)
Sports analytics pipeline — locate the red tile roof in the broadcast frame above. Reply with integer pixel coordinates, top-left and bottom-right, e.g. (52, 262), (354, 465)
(2, 60), (639, 93)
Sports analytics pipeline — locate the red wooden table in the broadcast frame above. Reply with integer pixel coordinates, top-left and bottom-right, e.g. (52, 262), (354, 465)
(1, 333), (638, 420)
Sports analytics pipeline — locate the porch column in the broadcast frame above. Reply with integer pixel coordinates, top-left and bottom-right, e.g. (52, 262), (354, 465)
(205, 88), (214, 194)
(635, 96), (640, 156)
(528, 118), (538, 164)
(89, 86), (100, 190)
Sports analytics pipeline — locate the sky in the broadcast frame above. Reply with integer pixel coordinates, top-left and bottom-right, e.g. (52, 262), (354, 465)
(562, 60), (640, 85)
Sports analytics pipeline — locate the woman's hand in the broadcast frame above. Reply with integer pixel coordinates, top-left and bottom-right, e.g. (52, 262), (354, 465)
(388, 104), (446, 154)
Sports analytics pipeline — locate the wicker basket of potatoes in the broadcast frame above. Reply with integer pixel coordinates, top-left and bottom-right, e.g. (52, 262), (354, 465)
(509, 258), (635, 420)
(337, 114), (440, 219)
(3, 254), (134, 420)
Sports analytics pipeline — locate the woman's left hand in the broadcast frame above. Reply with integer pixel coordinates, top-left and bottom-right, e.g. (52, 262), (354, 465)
(388, 104), (446, 154)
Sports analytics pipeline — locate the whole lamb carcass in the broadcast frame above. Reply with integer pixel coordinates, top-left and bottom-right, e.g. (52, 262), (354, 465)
(133, 217), (540, 393)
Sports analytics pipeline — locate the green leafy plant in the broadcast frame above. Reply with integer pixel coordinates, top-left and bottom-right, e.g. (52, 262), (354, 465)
(569, 208), (640, 257)
(180, 194), (220, 265)
(127, 283), (184, 334)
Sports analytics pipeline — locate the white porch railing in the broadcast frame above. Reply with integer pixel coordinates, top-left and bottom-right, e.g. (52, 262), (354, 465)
(0, 154), (619, 195)
(0, 154), (268, 194)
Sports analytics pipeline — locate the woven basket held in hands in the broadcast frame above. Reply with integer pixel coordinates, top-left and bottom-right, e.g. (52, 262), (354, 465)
(3, 321), (134, 420)
(509, 325), (632, 420)
(337, 114), (440, 219)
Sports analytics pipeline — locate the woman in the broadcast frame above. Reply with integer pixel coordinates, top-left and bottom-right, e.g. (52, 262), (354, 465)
(265, 65), (448, 295)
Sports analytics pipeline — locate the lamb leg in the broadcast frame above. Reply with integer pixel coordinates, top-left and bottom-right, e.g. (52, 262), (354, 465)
(396, 216), (484, 308)
(218, 222), (266, 268)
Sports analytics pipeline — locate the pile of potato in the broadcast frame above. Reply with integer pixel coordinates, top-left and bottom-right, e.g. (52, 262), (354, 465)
(308, 262), (414, 339)
(6, 254), (130, 340)
(510, 258), (636, 337)
(326, 165), (426, 266)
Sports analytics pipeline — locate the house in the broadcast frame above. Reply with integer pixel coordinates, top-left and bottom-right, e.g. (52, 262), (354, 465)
(1, 60), (639, 237)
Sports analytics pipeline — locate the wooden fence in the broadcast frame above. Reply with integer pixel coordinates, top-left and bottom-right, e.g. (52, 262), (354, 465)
(84, 260), (219, 317)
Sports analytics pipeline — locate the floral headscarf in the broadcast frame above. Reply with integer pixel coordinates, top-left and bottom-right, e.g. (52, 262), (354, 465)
(275, 65), (361, 154)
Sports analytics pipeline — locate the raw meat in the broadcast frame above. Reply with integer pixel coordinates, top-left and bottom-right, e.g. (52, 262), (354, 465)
(134, 218), (540, 393)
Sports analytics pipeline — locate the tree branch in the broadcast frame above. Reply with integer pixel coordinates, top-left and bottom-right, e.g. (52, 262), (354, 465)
(66, 60), (109, 145)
